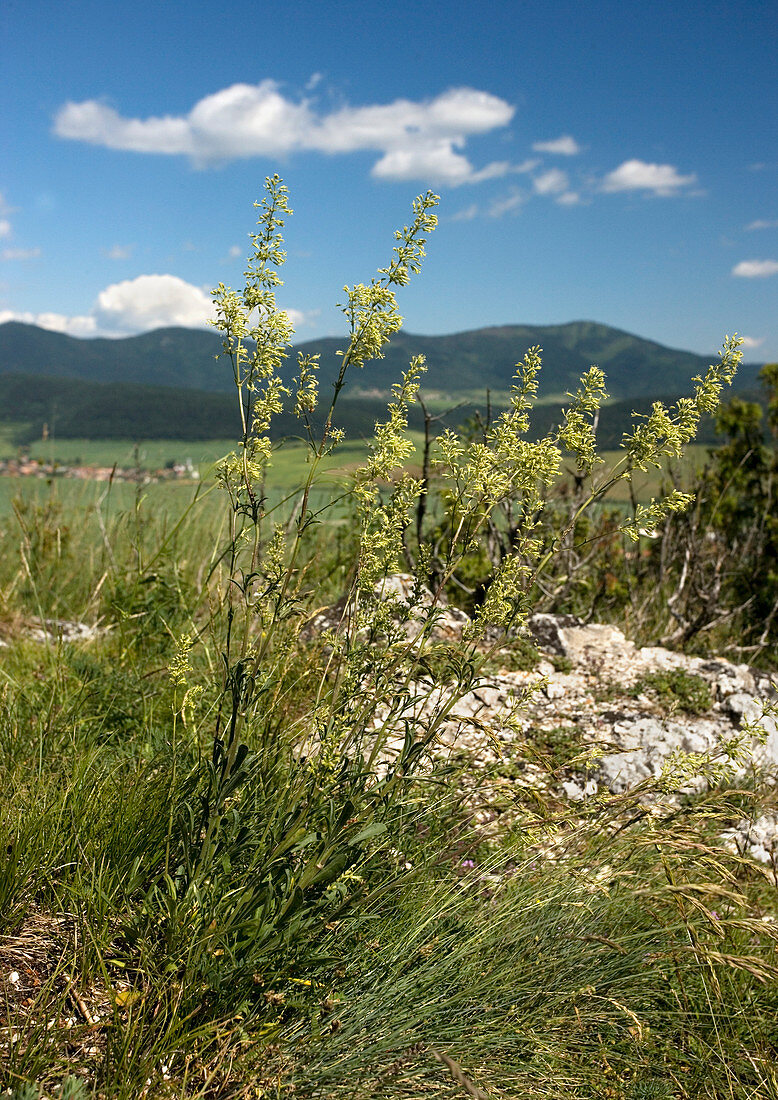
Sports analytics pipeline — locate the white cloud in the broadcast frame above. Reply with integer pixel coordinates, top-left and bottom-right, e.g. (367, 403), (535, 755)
(0, 309), (97, 337)
(285, 307), (319, 328)
(533, 168), (569, 196)
(53, 82), (516, 185)
(450, 203), (479, 222)
(1, 247), (41, 261)
(464, 160), (513, 184)
(601, 159), (697, 196)
(732, 259), (778, 278)
(511, 158), (541, 174)
(55, 99), (194, 155)
(228, 244), (242, 259)
(488, 190), (525, 218)
(740, 336), (765, 349)
(1, 274), (314, 338)
(0, 220), (10, 239)
(93, 274), (214, 332)
(556, 191), (581, 206)
(532, 134), (581, 156)
(746, 219), (778, 231)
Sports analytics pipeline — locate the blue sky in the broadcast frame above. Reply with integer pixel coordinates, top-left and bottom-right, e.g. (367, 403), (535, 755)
(2, 0), (777, 367)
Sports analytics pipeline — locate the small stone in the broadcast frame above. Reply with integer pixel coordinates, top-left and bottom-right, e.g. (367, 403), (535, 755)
(544, 680), (566, 700)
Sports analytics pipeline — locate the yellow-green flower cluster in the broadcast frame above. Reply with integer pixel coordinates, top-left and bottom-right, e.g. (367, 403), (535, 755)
(438, 350), (563, 519)
(623, 335), (743, 471)
(621, 491), (695, 542)
(338, 282), (404, 371)
(354, 358), (426, 590)
(293, 352), (320, 419)
(210, 176), (296, 507)
(468, 552), (534, 634)
(557, 366), (608, 473)
(335, 192), (439, 380)
(169, 632), (194, 687)
(377, 192), (439, 287)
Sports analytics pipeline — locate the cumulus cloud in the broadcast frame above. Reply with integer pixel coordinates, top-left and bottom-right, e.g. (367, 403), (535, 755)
(450, 203), (480, 222)
(488, 190), (525, 218)
(93, 274), (214, 333)
(53, 82), (516, 185)
(532, 134), (581, 156)
(601, 159), (697, 195)
(746, 219), (778, 230)
(454, 172), (576, 221)
(0, 220), (10, 239)
(732, 259), (778, 278)
(740, 336), (765, 349)
(285, 307), (319, 328)
(533, 168), (569, 195)
(511, 158), (541, 174)
(1, 274), (314, 338)
(0, 309), (97, 337)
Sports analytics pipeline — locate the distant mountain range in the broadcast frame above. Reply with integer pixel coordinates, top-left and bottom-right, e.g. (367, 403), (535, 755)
(0, 319), (767, 446)
(0, 319), (765, 399)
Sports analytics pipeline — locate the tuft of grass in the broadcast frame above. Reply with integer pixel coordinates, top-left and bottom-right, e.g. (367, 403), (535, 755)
(630, 668), (714, 715)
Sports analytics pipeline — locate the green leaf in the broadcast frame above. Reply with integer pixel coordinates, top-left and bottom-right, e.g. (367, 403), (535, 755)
(351, 821), (388, 845)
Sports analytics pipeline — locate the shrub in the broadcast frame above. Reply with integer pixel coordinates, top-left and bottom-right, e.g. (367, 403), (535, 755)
(589, 361), (778, 661)
(131, 176), (746, 1006)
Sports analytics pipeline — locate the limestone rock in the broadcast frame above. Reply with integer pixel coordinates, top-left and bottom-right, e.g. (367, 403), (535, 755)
(306, 590), (778, 852)
(0, 617), (105, 646)
(303, 573), (471, 645)
(721, 813), (778, 865)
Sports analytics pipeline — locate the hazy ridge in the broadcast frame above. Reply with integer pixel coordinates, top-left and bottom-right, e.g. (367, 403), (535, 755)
(0, 319), (766, 445)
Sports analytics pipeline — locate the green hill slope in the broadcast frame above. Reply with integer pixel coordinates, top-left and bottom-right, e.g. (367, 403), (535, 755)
(0, 322), (227, 391)
(0, 319), (765, 401)
(0, 370), (753, 451)
(292, 321), (765, 401)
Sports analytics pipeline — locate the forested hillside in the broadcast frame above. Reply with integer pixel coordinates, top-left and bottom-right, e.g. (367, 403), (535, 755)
(0, 370), (756, 447)
(0, 318), (765, 399)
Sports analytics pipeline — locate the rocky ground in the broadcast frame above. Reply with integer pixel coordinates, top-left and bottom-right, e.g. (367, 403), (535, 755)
(353, 578), (778, 868)
(9, 590), (778, 866)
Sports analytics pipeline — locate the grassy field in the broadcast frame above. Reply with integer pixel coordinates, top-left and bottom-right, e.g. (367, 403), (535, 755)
(1, 392), (777, 1097)
(0, 435), (427, 523)
(1, 436), (776, 1099)
(0, 432), (711, 530)
(11, 433), (423, 477)
(594, 443), (711, 501)
(23, 437), (239, 471)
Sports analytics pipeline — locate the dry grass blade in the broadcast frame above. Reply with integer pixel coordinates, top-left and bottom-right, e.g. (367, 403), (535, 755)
(431, 1048), (490, 1100)
(582, 933), (628, 954)
(692, 950), (778, 983)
